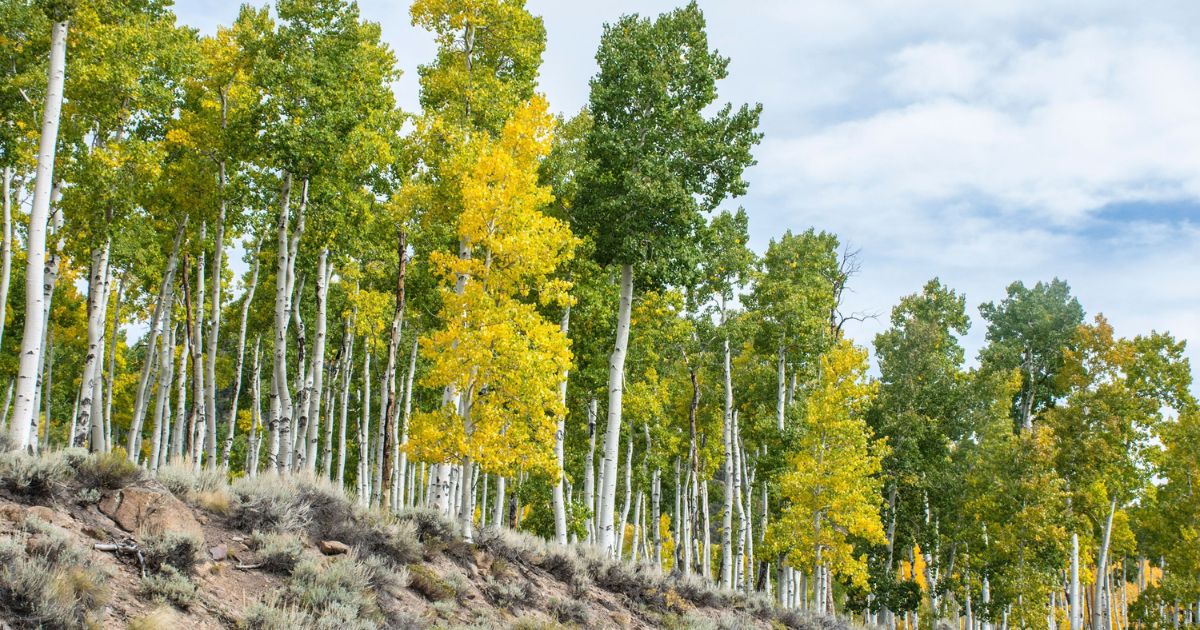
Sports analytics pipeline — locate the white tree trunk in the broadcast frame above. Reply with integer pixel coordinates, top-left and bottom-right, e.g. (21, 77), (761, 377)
(149, 312), (175, 472)
(336, 325), (355, 486)
(103, 275), (124, 452)
(269, 175), (305, 472)
(129, 221), (186, 459)
(459, 457), (475, 541)
(77, 240), (112, 451)
(358, 347), (372, 504)
(9, 19), (67, 451)
(305, 249), (331, 471)
(247, 338), (263, 476)
(584, 398), (597, 544)
(397, 335), (417, 505)
(552, 305), (571, 545)
(222, 241), (261, 468)
(171, 323), (190, 460)
(205, 203), (226, 468)
(0, 167), (13, 353)
(493, 475), (506, 527)
(189, 226), (207, 465)
(776, 344), (786, 431)
(618, 426), (634, 559)
(1094, 501), (1117, 630)
(721, 333), (734, 589)
(598, 263), (634, 552)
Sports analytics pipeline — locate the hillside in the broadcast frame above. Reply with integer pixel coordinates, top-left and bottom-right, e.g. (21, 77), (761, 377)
(0, 447), (844, 630)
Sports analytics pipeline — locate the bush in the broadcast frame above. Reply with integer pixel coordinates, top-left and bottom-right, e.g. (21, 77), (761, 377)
(537, 546), (589, 596)
(250, 531), (305, 575)
(240, 598), (313, 630)
(74, 447), (144, 490)
(284, 556), (380, 625)
(357, 552), (410, 595)
(140, 566), (198, 609)
(477, 526), (545, 564)
(549, 597), (589, 625)
(143, 532), (202, 576)
(231, 475), (313, 533)
(127, 606), (180, 630)
(395, 507), (457, 544)
(0, 526), (110, 629)
(406, 563), (456, 602)
(672, 572), (729, 608)
(481, 575), (538, 609)
(0, 450), (70, 500)
(156, 460), (227, 497)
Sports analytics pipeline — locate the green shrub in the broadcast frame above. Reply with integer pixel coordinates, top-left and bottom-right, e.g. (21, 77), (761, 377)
(406, 563), (456, 602)
(143, 532), (201, 575)
(74, 447), (143, 490)
(240, 598), (313, 630)
(395, 507), (457, 544)
(140, 566), (198, 609)
(537, 546), (589, 596)
(0, 450), (70, 500)
(155, 459), (227, 498)
(285, 556), (379, 623)
(481, 575), (538, 609)
(231, 474), (313, 533)
(250, 531), (305, 575)
(549, 597), (589, 626)
(0, 525), (110, 629)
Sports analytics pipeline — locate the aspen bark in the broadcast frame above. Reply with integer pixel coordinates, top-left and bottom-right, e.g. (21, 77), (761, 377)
(129, 221), (186, 459)
(305, 248), (332, 472)
(379, 233), (406, 508)
(336, 324), (355, 486)
(247, 338), (263, 476)
(103, 275), (124, 452)
(1094, 500), (1118, 630)
(358, 346), (372, 504)
(269, 175), (305, 471)
(584, 398), (597, 544)
(598, 263), (634, 552)
(149, 312), (175, 472)
(10, 19), (67, 451)
(77, 240), (112, 451)
(171, 322), (190, 460)
(552, 305), (571, 545)
(221, 241), (261, 468)
(206, 206), (225, 468)
(721, 333), (734, 588)
(190, 226), (207, 465)
(0, 167), (13, 355)
(397, 335), (417, 506)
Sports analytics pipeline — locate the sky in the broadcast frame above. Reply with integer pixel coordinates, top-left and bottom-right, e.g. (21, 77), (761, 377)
(173, 0), (1200, 374)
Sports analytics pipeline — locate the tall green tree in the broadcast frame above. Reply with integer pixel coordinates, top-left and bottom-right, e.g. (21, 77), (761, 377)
(979, 279), (1084, 431)
(573, 1), (761, 554)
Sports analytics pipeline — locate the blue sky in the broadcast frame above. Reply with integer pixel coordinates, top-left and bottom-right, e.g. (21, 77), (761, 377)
(174, 0), (1200, 374)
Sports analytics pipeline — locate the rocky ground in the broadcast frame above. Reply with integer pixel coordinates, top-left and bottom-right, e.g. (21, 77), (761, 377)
(0, 449), (851, 630)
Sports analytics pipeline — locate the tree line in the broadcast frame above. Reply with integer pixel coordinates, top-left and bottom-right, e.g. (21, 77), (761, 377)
(1, 1), (1196, 628)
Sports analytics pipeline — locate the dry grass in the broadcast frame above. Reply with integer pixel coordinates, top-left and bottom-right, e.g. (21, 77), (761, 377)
(0, 518), (110, 629)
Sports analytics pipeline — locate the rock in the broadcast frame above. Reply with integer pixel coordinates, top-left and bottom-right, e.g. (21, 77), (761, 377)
(0, 504), (25, 523)
(209, 544), (228, 561)
(27, 505), (61, 525)
(318, 540), (350, 555)
(98, 486), (204, 544)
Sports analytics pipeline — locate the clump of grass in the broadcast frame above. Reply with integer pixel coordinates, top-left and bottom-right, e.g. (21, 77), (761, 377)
(240, 597), (313, 630)
(537, 546), (590, 596)
(406, 563), (456, 602)
(481, 575), (539, 609)
(395, 507), (457, 544)
(0, 450), (70, 500)
(156, 460), (232, 513)
(476, 526), (544, 564)
(250, 531), (305, 575)
(510, 615), (570, 630)
(672, 571), (729, 608)
(357, 552), (410, 595)
(0, 524), (110, 629)
(143, 532), (201, 576)
(140, 566), (198, 610)
(231, 474), (313, 533)
(127, 606), (179, 630)
(549, 597), (589, 626)
(284, 556), (380, 624)
(74, 446), (143, 491)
